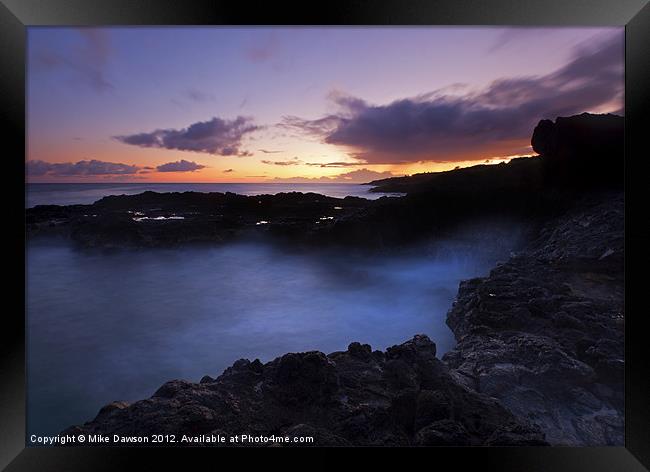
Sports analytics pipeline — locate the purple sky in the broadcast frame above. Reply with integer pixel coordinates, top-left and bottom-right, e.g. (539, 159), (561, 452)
(27, 27), (624, 182)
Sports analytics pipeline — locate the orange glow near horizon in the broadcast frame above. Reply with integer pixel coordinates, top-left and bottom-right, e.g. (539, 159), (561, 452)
(25, 155), (536, 184)
(26, 134), (538, 183)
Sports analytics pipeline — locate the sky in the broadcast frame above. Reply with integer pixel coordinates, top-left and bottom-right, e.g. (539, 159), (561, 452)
(26, 27), (624, 183)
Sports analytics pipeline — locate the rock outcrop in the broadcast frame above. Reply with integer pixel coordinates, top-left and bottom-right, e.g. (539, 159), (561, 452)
(531, 113), (624, 189)
(443, 192), (624, 445)
(26, 192), (373, 248)
(64, 335), (546, 446)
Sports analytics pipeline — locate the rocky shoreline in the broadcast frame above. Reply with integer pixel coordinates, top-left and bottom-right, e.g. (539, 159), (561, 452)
(63, 334), (548, 446)
(26, 191), (376, 249)
(443, 191), (624, 445)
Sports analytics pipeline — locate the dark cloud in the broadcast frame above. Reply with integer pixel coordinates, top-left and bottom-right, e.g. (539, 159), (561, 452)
(100, 174), (147, 181)
(258, 149), (284, 154)
(261, 157), (302, 166)
(271, 168), (397, 183)
(26, 160), (53, 176)
(27, 159), (140, 176)
(114, 116), (260, 156)
(223, 168), (234, 173)
(156, 160), (206, 172)
(280, 114), (342, 138)
(305, 161), (366, 168)
(281, 32), (623, 164)
(33, 28), (113, 93)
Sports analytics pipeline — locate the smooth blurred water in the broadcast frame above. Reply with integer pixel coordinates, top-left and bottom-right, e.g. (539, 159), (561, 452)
(26, 240), (499, 436)
(26, 183), (400, 207)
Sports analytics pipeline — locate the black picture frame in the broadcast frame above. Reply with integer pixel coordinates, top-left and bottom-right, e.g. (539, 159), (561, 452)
(2, 0), (649, 469)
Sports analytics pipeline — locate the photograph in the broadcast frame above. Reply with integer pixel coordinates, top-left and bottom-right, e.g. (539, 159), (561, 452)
(4, 1), (650, 469)
(23, 25), (627, 448)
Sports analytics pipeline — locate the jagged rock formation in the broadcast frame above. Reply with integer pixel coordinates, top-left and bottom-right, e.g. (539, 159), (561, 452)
(64, 335), (546, 446)
(443, 192), (624, 445)
(532, 113), (624, 189)
(26, 192), (372, 248)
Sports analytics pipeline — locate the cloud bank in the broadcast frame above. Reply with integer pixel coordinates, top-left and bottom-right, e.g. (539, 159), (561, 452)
(114, 116), (259, 157)
(258, 149), (284, 154)
(261, 157), (302, 166)
(281, 32), (623, 164)
(156, 160), (206, 172)
(27, 159), (141, 176)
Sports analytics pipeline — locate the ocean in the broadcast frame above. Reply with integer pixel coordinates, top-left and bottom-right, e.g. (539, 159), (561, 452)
(26, 182), (401, 208)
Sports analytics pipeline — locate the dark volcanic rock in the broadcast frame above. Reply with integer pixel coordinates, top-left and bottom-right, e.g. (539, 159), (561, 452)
(532, 113), (623, 189)
(64, 335), (546, 446)
(27, 191), (372, 248)
(443, 192), (624, 445)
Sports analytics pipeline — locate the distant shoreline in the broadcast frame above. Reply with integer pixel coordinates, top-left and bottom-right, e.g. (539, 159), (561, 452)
(25, 182), (403, 208)
(26, 181), (380, 185)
